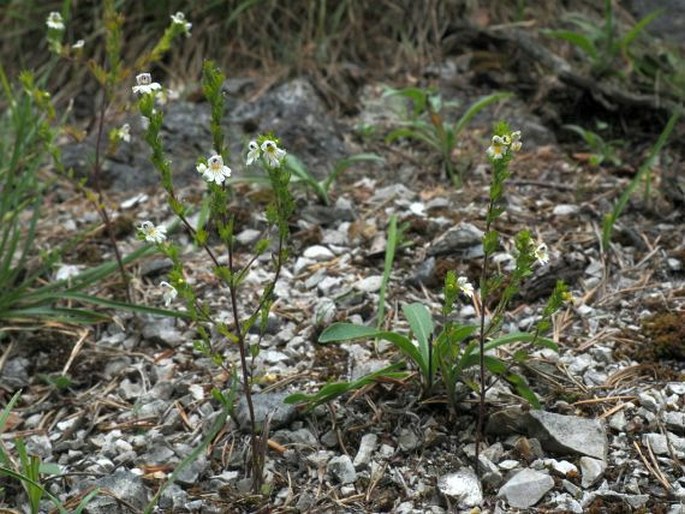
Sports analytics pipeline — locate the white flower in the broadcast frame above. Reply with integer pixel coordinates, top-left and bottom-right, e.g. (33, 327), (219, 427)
(245, 141), (260, 166)
(196, 154), (232, 185)
(486, 135), (507, 160)
(457, 276), (475, 299)
(139, 221), (167, 244)
(159, 281), (178, 307)
(534, 242), (549, 265)
(117, 123), (131, 143)
(510, 130), (523, 152)
(72, 39), (85, 50)
(170, 12), (192, 35)
(46, 12), (64, 31)
(132, 73), (162, 96)
(260, 140), (286, 168)
(54, 264), (83, 282)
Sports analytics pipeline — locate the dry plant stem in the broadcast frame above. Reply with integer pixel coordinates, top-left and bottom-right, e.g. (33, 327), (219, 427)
(475, 198), (496, 473)
(225, 212), (261, 489)
(91, 98), (131, 303)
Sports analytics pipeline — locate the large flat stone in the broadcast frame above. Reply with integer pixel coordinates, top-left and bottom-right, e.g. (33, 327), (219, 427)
(525, 411), (607, 461)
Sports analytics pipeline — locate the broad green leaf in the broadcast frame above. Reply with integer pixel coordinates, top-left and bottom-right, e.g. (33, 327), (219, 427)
(284, 363), (406, 408)
(319, 322), (426, 377)
(402, 302), (433, 372)
(453, 92), (512, 135)
(543, 29), (598, 59)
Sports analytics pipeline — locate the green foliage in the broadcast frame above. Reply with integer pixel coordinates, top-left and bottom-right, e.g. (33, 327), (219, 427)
(564, 122), (623, 167)
(376, 214), (406, 331)
(238, 152), (384, 205)
(137, 57), (294, 492)
(0, 392), (100, 513)
(0, 65), (180, 330)
(284, 363), (407, 409)
(383, 87), (511, 186)
(601, 109), (681, 253)
(290, 125), (569, 416)
(543, 1), (663, 78)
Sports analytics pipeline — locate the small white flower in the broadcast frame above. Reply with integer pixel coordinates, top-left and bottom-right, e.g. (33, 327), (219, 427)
(510, 130), (523, 152)
(196, 154), (232, 185)
(117, 123), (131, 143)
(72, 39), (85, 50)
(486, 135), (507, 160)
(260, 140), (286, 168)
(170, 12), (192, 35)
(46, 12), (64, 31)
(54, 264), (83, 282)
(132, 73), (162, 96)
(457, 276), (475, 299)
(139, 221), (167, 244)
(159, 281), (178, 307)
(534, 242), (549, 265)
(245, 141), (260, 166)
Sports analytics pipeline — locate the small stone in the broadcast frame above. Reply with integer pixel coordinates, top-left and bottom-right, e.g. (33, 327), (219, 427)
(398, 428), (420, 451)
(303, 245), (335, 261)
(437, 468), (483, 508)
(235, 392), (297, 432)
(80, 470), (149, 513)
(428, 222), (484, 258)
(498, 468), (554, 509)
(235, 228), (262, 246)
(371, 183), (414, 202)
(609, 410), (628, 432)
(664, 412), (685, 435)
(328, 455), (356, 484)
(313, 297), (337, 326)
(638, 391), (664, 413)
(542, 458), (578, 477)
(353, 275), (383, 293)
(667, 258), (682, 271)
(141, 317), (184, 347)
(643, 433), (685, 456)
(306, 450), (334, 468)
(580, 457), (606, 488)
(353, 434), (378, 469)
(667, 382), (685, 395)
(407, 256), (437, 287)
(499, 459), (520, 471)
(379, 444), (395, 458)
(553, 204), (579, 216)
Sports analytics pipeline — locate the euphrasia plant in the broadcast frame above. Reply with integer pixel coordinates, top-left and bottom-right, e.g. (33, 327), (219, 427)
(40, 2), (193, 303)
(293, 123), (570, 442)
(135, 60), (293, 493)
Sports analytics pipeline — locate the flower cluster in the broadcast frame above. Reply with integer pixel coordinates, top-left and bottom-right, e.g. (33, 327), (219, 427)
(46, 12), (64, 31)
(170, 12), (192, 36)
(197, 154), (232, 185)
(245, 139), (287, 168)
(457, 276), (475, 299)
(486, 130), (522, 160)
(132, 73), (162, 96)
(112, 123), (130, 143)
(533, 241), (549, 265)
(159, 281), (178, 306)
(138, 221), (167, 244)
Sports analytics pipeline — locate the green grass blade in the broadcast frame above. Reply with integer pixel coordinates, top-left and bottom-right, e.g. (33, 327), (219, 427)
(376, 214), (397, 331)
(453, 92), (512, 135)
(602, 109), (681, 251)
(543, 29), (598, 60)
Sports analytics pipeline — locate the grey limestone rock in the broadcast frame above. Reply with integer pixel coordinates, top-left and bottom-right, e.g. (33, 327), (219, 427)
(525, 410), (608, 461)
(498, 468), (554, 509)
